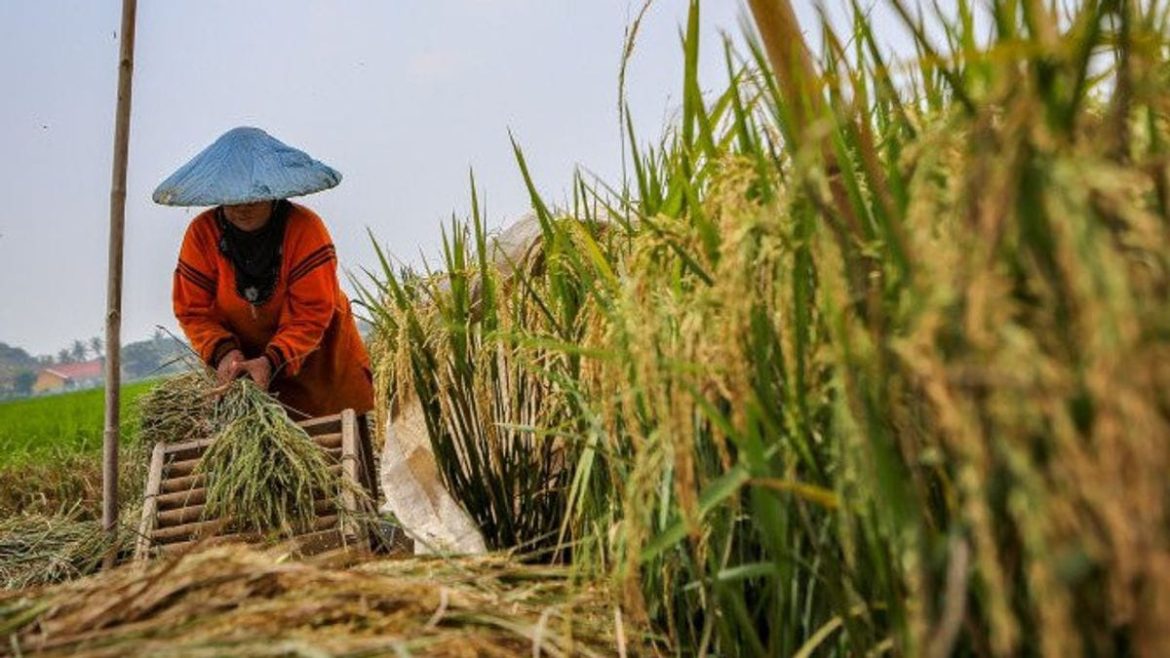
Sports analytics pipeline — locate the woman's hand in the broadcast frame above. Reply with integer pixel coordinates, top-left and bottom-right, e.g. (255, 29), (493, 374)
(236, 357), (273, 390)
(216, 349), (244, 385)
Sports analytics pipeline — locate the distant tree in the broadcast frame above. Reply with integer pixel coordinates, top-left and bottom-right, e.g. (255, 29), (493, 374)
(122, 334), (190, 380)
(71, 340), (88, 362)
(89, 336), (104, 358)
(37, 355), (53, 365)
(14, 370), (36, 396)
(0, 342), (35, 366)
(57, 349), (71, 364)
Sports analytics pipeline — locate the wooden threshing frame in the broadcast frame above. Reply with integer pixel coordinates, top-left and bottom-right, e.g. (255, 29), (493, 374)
(134, 409), (380, 560)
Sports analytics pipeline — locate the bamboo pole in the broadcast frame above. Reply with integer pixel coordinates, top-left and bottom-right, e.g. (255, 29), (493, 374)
(103, 0), (138, 553)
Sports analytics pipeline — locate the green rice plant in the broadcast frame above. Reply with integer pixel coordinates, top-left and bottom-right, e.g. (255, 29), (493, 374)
(0, 379), (152, 467)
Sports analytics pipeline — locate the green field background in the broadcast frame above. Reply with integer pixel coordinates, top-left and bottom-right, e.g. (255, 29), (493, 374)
(0, 381), (153, 466)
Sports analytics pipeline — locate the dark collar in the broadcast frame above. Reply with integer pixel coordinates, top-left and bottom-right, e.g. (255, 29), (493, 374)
(215, 201), (290, 305)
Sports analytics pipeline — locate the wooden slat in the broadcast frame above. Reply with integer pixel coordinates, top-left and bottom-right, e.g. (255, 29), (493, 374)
(156, 498), (337, 529)
(313, 432), (342, 450)
(150, 517), (228, 544)
(152, 514), (340, 545)
(160, 473), (205, 494)
(159, 438), (213, 463)
(155, 504), (205, 527)
(167, 435), (342, 479)
(158, 487), (341, 514)
(155, 527), (349, 557)
(166, 456), (200, 478)
(162, 430), (334, 458)
(158, 464), (341, 497)
(157, 487), (206, 510)
(134, 442), (167, 561)
(299, 414), (342, 435)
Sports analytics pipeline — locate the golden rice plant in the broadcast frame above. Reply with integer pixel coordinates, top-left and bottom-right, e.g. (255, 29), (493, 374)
(361, 191), (610, 554)
(366, 1), (1170, 655)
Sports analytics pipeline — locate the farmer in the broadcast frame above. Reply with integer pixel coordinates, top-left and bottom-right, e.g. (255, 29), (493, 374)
(155, 127), (374, 418)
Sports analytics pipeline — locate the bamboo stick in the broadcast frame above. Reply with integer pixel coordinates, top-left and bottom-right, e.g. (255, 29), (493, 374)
(134, 442), (166, 561)
(339, 409), (363, 544)
(102, 0), (138, 562)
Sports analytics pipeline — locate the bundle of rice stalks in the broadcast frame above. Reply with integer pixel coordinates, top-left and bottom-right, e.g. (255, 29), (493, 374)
(0, 544), (638, 657)
(197, 379), (361, 537)
(0, 513), (112, 590)
(135, 370), (218, 448)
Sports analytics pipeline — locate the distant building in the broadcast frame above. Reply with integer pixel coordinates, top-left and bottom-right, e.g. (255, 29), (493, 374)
(33, 359), (104, 394)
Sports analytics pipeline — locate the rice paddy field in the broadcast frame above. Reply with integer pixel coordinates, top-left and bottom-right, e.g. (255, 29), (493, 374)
(0, 381), (152, 518)
(5, 0), (1170, 656)
(0, 380), (151, 466)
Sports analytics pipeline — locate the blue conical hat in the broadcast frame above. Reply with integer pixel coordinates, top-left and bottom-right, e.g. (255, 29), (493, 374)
(153, 127), (341, 206)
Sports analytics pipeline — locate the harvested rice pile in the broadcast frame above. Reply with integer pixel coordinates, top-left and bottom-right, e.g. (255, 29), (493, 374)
(0, 544), (635, 657)
(0, 513), (112, 591)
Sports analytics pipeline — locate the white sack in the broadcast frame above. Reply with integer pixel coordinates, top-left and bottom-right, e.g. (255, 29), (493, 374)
(378, 400), (487, 555)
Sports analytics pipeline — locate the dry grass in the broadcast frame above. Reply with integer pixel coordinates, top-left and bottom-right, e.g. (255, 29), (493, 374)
(0, 513), (112, 591)
(0, 544), (637, 657)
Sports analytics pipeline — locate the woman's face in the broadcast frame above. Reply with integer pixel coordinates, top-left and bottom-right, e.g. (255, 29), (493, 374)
(223, 201), (275, 232)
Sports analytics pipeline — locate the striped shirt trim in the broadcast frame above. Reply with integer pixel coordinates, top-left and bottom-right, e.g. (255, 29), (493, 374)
(177, 260), (216, 294)
(287, 244), (336, 285)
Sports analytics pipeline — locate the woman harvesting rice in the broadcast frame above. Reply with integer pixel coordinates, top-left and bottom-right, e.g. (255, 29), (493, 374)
(156, 127), (373, 418)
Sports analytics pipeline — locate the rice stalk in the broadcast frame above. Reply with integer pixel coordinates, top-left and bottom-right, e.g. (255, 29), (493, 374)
(135, 370), (218, 448)
(362, 195), (605, 553)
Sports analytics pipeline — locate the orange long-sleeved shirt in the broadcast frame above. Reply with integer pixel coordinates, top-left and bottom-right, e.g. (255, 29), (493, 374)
(173, 202), (373, 418)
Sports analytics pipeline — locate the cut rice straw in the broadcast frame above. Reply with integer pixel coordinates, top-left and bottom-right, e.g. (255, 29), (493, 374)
(0, 543), (641, 657)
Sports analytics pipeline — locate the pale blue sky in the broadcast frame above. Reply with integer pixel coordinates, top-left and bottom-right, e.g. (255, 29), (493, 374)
(0, 1), (913, 356)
